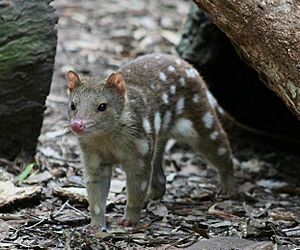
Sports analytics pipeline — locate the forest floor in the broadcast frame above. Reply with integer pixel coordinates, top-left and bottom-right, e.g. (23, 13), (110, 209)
(0, 0), (299, 249)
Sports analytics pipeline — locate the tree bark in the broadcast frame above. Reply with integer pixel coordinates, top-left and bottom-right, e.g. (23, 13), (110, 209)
(193, 0), (300, 118)
(0, 0), (58, 163)
(176, 5), (300, 153)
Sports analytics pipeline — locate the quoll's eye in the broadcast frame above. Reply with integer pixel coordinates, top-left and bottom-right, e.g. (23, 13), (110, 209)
(97, 103), (107, 112)
(70, 101), (76, 111)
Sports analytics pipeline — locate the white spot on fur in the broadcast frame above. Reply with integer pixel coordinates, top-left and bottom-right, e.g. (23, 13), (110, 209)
(163, 111), (172, 130)
(175, 58), (181, 65)
(192, 94), (200, 103)
(186, 68), (197, 78)
(140, 180), (148, 192)
(143, 118), (151, 134)
(173, 118), (195, 137)
(154, 112), (162, 134)
(202, 112), (214, 129)
(137, 139), (149, 156)
(155, 55), (160, 59)
(94, 205), (100, 215)
(127, 69), (131, 73)
(170, 85), (176, 95)
(217, 106), (225, 115)
(165, 138), (176, 152)
(206, 90), (218, 107)
(159, 72), (167, 81)
(143, 64), (148, 69)
(185, 69), (191, 78)
(217, 147), (227, 156)
(162, 93), (169, 104)
(176, 97), (185, 115)
(179, 77), (186, 87)
(210, 131), (219, 140)
(168, 65), (175, 72)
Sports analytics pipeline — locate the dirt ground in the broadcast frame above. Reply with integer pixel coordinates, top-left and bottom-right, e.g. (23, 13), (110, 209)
(0, 0), (299, 249)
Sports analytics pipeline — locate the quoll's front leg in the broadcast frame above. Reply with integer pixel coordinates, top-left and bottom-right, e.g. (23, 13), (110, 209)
(119, 158), (151, 227)
(83, 153), (112, 231)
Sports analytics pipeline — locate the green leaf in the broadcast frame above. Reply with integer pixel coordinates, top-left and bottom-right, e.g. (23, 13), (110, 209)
(17, 163), (38, 183)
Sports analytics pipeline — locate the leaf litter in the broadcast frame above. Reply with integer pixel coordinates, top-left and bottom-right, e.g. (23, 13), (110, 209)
(0, 0), (299, 249)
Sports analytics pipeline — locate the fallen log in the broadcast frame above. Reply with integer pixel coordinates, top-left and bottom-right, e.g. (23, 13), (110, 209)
(193, 0), (300, 118)
(176, 4), (300, 154)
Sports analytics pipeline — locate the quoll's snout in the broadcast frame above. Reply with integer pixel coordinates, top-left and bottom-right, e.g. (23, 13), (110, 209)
(70, 119), (85, 133)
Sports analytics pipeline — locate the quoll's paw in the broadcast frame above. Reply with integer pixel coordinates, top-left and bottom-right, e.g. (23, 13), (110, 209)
(217, 180), (237, 198)
(146, 185), (166, 201)
(83, 221), (107, 233)
(118, 216), (139, 227)
(218, 171), (236, 194)
(146, 175), (166, 201)
(82, 224), (100, 234)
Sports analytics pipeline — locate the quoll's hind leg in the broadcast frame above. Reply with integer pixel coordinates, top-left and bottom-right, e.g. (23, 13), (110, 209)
(199, 142), (235, 193)
(146, 139), (167, 201)
(193, 120), (235, 193)
(171, 116), (235, 193)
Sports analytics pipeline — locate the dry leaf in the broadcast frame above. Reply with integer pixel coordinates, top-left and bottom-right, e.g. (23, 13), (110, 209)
(0, 181), (42, 209)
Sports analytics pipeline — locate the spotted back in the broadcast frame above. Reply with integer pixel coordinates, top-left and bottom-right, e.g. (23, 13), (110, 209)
(119, 54), (222, 140)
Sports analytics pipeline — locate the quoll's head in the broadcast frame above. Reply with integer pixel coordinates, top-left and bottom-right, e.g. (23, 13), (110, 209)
(67, 70), (126, 136)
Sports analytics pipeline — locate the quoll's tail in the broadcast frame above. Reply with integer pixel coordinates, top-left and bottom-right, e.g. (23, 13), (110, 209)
(213, 96), (300, 155)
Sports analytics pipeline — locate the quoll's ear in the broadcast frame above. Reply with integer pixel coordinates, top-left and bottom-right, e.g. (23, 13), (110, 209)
(106, 72), (126, 96)
(67, 70), (81, 93)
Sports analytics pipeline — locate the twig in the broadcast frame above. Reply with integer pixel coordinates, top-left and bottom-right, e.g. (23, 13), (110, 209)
(25, 216), (90, 227)
(0, 213), (25, 220)
(66, 202), (88, 218)
(176, 236), (198, 248)
(0, 158), (14, 166)
(39, 153), (80, 163)
(161, 200), (208, 206)
(164, 235), (197, 250)
(51, 200), (70, 219)
(208, 203), (240, 221)
(25, 218), (46, 229)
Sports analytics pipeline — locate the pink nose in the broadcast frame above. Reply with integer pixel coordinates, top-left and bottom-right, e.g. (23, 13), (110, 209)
(70, 119), (85, 133)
